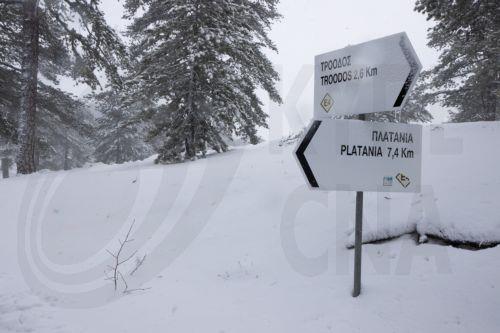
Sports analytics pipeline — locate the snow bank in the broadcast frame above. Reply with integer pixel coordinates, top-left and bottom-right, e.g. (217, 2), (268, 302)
(346, 121), (500, 247)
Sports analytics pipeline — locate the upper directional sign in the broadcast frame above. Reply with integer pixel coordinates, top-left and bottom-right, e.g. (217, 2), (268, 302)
(314, 32), (422, 117)
(295, 119), (422, 192)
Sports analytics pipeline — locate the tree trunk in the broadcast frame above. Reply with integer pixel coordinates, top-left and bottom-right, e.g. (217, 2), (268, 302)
(63, 144), (70, 170)
(184, 66), (197, 160)
(1, 158), (9, 179)
(16, 0), (40, 175)
(184, 138), (193, 159)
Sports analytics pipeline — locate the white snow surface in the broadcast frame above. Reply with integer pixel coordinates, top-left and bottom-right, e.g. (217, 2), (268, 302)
(0, 121), (499, 332)
(346, 121), (500, 247)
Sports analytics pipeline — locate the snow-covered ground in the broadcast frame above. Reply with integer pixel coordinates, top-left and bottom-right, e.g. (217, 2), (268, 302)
(0, 121), (499, 332)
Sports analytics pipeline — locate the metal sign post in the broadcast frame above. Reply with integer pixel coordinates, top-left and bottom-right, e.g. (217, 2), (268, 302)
(295, 32), (423, 297)
(353, 113), (365, 297)
(353, 190), (363, 297)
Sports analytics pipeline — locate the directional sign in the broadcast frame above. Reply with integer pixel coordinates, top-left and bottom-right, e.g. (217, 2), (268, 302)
(314, 32), (422, 117)
(295, 119), (422, 192)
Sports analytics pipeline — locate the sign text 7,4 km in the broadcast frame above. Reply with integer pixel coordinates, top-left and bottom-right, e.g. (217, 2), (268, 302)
(296, 119), (422, 193)
(314, 32), (422, 117)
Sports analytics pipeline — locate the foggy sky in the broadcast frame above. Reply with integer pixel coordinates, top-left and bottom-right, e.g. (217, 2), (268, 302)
(60, 0), (446, 141)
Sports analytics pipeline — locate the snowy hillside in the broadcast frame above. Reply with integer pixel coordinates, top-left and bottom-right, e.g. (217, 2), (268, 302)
(349, 121), (500, 247)
(0, 121), (499, 332)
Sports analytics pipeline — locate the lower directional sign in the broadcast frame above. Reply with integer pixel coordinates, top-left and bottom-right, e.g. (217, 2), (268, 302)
(295, 119), (422, 192)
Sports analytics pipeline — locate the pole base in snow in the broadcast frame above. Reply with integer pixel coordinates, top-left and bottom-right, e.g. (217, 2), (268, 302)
(352, 190), (364, 297)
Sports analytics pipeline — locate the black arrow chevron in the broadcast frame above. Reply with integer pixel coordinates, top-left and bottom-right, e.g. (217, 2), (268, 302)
(296, 120), (321, 188)
(394, 35), (420, 107)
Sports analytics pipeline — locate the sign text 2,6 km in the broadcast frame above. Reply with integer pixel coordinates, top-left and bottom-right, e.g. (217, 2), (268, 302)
(314, 32), (422, 117)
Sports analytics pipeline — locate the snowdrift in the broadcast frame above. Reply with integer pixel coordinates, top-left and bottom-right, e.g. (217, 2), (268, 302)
(345, 121), (500, 248)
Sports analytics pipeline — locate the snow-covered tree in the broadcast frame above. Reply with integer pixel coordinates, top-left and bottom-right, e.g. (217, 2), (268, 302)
(0, 105), (17, 164)
(0, 1), (102, 172)
(415, 0), (499, 122)
(125, 0), (282, 163)
(0, 104), (17, 177)
(93, 86), (153, 164)
(2, 0), (126, 174)
(36, 86), (94, 170)
(0, 3), (22, 168)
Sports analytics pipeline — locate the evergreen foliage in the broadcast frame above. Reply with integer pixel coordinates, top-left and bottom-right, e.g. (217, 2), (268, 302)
(125, 0), (282, 163)
(415, 0), (499, 122)
(93, 85), (153, 164)
(0, 0), (126, 172)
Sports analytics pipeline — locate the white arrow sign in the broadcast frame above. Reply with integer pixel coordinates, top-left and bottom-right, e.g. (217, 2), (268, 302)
(314, 32), (422, 117)
(295, 119), (422, 192)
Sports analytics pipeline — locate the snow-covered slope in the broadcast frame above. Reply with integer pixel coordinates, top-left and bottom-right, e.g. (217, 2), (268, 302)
(0, 121), (499, 332)
(347, 121), (500, 247)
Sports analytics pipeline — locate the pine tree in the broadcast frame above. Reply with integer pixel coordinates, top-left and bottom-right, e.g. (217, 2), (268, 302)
(125, 0), (282, 163)
(0, 2), (22, 169)
(2, 0), (126, 174)
(415, 0), (499, 122)
(0, 105), (17, 162)
(1, 1), (109, 172)
(93, 85), (153, 164)
(0, 63), (96, 171)
(0, 103), (17, 177)
(36, 85), (94, 170)
(17, 0), (40, 174)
